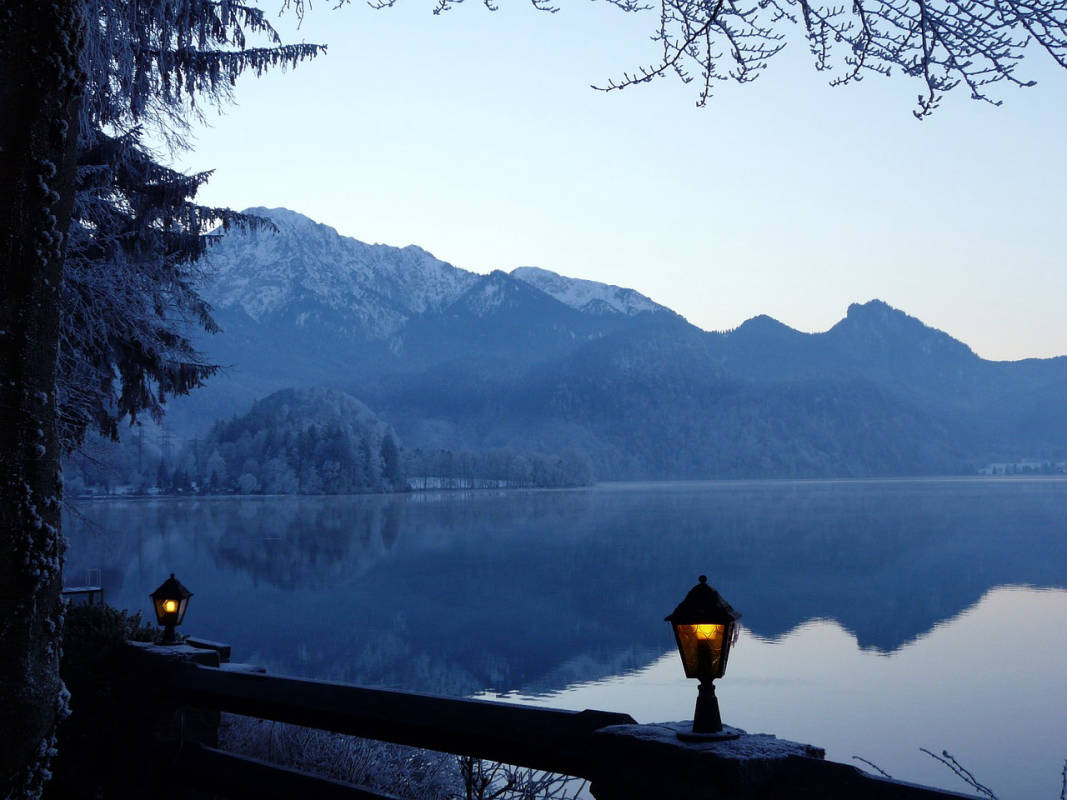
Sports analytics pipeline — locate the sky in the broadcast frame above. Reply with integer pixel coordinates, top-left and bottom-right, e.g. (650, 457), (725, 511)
(170, 0), (1067, 361)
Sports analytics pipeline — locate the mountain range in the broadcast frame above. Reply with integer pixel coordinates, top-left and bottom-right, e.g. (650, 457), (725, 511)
(163, 207), (1067, 479)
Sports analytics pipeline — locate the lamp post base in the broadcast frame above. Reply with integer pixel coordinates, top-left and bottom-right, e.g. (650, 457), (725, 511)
(676, 726), (743, 742)
(682, 679), (739, 740)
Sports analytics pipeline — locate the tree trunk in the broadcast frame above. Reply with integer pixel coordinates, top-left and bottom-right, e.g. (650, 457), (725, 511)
(0, 3), (84, 798)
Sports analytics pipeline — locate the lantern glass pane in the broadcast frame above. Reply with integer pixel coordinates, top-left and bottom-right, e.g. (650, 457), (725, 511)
(175, 597), (189, 625)
(153, 595), (176, 625)
(674, 623), (726, 679)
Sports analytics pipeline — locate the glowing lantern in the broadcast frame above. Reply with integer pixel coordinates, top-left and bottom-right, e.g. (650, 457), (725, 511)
(665, 575), (740, 736)
(150, 574), (193, 644)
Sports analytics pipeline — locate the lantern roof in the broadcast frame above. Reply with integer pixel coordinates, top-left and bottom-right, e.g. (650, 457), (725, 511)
(665, 575), (741, 625)
(150, 573), (193, 601)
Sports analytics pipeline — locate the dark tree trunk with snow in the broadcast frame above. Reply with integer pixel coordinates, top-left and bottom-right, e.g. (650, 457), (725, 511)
(0, 3), (83, 797)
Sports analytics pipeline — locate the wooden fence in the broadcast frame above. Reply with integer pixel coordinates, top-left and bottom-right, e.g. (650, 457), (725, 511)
(125, 641), (980, 800)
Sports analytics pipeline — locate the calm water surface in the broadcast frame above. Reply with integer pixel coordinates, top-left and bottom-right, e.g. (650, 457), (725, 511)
(64, 479), (1067, 798)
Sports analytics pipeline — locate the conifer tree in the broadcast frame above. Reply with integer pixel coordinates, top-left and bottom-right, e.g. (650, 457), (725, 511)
(381, 432), (402, 487)
(59, 127), (271, 450)
(0, 4), (321, 795)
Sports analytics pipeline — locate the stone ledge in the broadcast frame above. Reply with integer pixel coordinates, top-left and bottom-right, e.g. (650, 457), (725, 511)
(589, 721), (828, 800)
(590, 722), (974, 799)
(126, 639), (221, 667)
(186, 637), (232, 663)
(598, 721), (825, 760)
(219, 662), (268, 674)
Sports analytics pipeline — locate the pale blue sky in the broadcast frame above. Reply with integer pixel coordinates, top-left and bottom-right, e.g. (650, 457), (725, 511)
(172, 1), (1067, 361)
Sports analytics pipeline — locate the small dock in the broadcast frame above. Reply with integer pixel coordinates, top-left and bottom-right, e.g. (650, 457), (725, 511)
(61, 585), (103, 605)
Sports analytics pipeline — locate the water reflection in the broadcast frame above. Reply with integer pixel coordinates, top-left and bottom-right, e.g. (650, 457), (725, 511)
(487, 587), (1067, 800)
(64, 479), (1067, 694)
(63, 480), (1067, 799)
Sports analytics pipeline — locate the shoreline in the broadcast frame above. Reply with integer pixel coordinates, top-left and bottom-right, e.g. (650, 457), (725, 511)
(68, 472), (1067, 501)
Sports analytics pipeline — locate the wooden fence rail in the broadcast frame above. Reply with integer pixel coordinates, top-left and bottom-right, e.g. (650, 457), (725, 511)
(128, 642), (979, 800)
(169, 661), (636, 778)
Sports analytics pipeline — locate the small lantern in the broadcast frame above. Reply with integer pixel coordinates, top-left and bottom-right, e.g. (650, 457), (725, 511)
(666, 575), (740, 737)
(150, 573), (193, 644)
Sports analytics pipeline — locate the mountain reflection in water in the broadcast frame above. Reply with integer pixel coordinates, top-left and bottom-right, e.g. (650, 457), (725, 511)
(65, 479), (1067, 688)
(64, 479), (1067, 797)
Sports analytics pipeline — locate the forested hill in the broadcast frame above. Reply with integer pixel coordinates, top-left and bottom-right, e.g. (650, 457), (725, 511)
(192, 388), (406, 494)
(159, 207), (1067, 480)
(65, 388), (596, 494)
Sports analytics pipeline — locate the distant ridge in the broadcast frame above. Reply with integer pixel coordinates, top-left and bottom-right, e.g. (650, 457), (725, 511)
(157, 207), (1067, 480)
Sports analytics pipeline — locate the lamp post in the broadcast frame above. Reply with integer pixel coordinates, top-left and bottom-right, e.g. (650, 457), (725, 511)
(150, 573), (193, 644)
(666, 575), (741, 739)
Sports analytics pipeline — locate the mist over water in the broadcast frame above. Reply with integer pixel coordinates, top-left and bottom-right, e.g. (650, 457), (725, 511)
(64, 478), (1067, 797)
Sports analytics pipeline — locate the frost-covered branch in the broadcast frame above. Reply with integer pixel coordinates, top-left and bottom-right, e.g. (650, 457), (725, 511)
(920, 748), (1000, 799)
(852, 755), (893, 779)
(369, 0), (1067, 114)
(601, 0), (1067, 114)
(79, 0), (325, 148)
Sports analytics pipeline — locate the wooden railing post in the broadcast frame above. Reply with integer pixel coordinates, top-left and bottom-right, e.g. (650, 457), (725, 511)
(110, 641), (225, 798)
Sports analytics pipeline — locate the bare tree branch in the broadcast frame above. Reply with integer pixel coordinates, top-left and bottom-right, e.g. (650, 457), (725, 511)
(370, 0), (1067, 115)
(920, 748), (1000, 799)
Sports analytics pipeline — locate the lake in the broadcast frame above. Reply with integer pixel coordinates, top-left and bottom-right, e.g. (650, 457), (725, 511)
(63, 478), (1067, 798)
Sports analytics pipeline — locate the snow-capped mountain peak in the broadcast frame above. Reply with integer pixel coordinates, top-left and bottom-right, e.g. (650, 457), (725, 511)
(510, 266), (667, 317)
(203, 207), (479, 337)
(201, 208), (673, 344)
